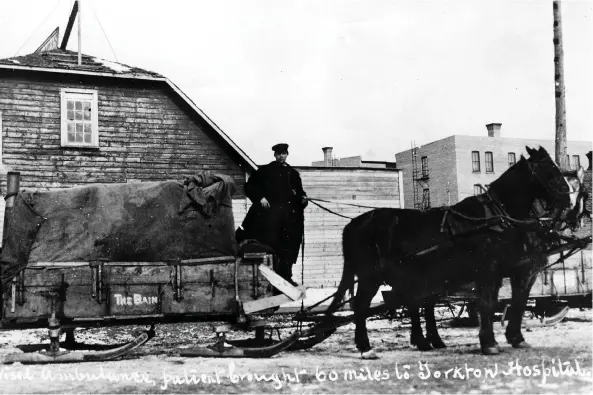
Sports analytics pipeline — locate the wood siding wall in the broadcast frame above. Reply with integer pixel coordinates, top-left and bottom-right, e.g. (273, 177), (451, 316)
(0, 72), (249, 241)
(294, 167), (402, 288)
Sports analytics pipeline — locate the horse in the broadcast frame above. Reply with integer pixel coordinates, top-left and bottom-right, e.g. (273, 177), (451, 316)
(408, 165), (589, 352)
(326, 146), (584, 359)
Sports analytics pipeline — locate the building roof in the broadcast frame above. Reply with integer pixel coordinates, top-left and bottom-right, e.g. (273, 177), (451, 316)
(0, 49), (257, 171)
(0, 49), (163, 78)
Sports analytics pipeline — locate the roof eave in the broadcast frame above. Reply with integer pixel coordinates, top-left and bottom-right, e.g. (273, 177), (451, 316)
(0, 64), (258, 172)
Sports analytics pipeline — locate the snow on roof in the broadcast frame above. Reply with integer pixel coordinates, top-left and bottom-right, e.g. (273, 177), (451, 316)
(92, 57), (131, 73)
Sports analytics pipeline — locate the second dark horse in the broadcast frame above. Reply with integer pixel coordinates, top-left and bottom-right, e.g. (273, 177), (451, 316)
(326, 146), (584, 358)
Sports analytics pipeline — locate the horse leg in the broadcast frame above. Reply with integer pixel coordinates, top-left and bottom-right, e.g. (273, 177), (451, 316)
(424, 298), (446, 349)
(409, 303), (432, 351)
(505, 262), (539, 348)
(478, 277), (502, 355)
(353, 277), (381, 359)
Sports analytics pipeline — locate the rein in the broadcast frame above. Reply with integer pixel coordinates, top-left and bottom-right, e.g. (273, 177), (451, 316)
(307, 197), (388, 220)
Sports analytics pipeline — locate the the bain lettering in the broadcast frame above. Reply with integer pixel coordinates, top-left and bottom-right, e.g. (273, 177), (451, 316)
(113, 293), (158, 306)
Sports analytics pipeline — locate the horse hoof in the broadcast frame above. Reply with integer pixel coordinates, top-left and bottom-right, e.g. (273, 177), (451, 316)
(411, 338), (433, 351)
(361, 349), (379, 360)
(431, 341), (447, 349)
(416, 343), (433, 352)
(481, 346), (500, 355)
(512, 341), (531, 349)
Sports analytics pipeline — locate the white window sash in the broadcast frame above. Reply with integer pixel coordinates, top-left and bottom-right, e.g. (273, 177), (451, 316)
(60, 88), (99, 148)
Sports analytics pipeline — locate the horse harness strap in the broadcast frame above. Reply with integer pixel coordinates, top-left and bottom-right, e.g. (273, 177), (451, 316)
(439, 192), (513, 237)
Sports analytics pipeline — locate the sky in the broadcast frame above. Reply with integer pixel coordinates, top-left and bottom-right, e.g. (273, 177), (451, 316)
(0, 0), (591, 166)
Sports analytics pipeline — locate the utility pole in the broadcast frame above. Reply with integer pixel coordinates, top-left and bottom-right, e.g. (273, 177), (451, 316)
(553, 0), (568, 170)
(78, 0), (82, 65)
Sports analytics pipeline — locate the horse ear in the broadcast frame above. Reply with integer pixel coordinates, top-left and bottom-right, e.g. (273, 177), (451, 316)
(525, 146), (534, 156)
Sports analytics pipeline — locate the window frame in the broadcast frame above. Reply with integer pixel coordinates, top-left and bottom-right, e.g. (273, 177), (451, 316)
(508, 152), (516, 167)
(572, 155), (580, 170)
(421, 156), (428, 177)
(485, 151), (494, 173)
(422, 188), (431, 210)
(471, 151), (480, 173)
(60, 88), (99, 148)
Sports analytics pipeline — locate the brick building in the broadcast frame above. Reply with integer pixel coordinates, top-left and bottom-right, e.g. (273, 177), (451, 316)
(311, 146), (397, 169)
(394, 123), (591, 209)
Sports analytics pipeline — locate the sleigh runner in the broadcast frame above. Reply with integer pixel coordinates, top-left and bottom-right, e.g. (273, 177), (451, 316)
(0, 171), (308, 363)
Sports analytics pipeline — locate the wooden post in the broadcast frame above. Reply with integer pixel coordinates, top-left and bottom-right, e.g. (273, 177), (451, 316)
(553, 0), (568, 170)
(2, 172), (20, 247)
(60, 1), (79, 50)
(1, 172), (20, 319)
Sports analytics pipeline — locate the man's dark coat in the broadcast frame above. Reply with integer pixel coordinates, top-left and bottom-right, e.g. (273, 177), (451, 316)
(237, 161), (308, 270)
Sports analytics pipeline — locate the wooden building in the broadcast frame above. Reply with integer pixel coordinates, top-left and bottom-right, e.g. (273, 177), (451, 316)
(0, 49), (256, 240)
(294, 166), (403, 288)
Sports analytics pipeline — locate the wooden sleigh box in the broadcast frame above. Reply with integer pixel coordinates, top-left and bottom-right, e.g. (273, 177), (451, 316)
(2, 254), (275, 328)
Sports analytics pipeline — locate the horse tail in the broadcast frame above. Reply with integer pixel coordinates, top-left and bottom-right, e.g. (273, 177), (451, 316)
(326, 220), (358, 316)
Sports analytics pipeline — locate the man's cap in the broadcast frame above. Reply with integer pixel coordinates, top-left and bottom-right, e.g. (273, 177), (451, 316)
(272, 143), (289, 153)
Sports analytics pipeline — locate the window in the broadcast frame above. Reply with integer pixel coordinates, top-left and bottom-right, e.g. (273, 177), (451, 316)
(422, 188), (431, 210)
(60, 88), (99, 147)
(485, 151), (494, 173)
(508, 152), (516, 167)
(421, 156), (428, 177)
(471, 151), (480, 172)
(572, 155), (580, 170)
(473, 184), (482, 196)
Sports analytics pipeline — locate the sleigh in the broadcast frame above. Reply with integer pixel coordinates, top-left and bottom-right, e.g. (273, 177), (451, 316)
(0, 171), (313, 364)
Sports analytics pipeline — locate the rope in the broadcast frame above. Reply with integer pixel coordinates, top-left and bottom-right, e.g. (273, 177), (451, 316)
(88, 0), (119, 62)
(308, 199), (353, 219)
(14, 0), (63, 56)
(306, 197), (392, 220)
(307, 197), (387, 210)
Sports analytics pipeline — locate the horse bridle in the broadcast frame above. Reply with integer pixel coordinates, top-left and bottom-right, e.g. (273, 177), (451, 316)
(524, 160), (580, 226)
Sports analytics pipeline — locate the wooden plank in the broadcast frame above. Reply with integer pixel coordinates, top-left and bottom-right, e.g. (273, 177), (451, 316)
(243, 293), (301, 315)
(63, 286), (107, 318)
(258, 266), (302, 301)
(2, 288), (53, 319)
(180, 256), (236, 264)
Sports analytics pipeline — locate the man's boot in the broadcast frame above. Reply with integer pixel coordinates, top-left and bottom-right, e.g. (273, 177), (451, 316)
(285, 263), (298, 287)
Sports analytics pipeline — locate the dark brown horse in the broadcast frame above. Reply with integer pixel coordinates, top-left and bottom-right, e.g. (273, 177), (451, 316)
(326, 146), (584, 358)
(408, 166), (589, 352)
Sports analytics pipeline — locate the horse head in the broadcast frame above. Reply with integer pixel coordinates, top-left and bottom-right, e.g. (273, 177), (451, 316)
(523, 146), (586, 231)
(488, 146), (582, 231)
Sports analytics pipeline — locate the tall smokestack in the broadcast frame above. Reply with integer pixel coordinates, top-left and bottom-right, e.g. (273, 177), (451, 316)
(486, 123), (502, 138)
(322, 147), (333, 167)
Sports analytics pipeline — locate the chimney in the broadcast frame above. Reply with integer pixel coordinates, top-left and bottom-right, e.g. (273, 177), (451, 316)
(486, 123), (502, 138)
(322, 147), (333, 167)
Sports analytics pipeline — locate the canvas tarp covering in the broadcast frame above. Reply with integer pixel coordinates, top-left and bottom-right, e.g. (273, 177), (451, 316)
(1, 173), (237, 286)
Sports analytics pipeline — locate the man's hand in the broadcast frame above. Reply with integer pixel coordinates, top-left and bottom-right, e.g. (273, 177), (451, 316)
(260, 197), (270, 209)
